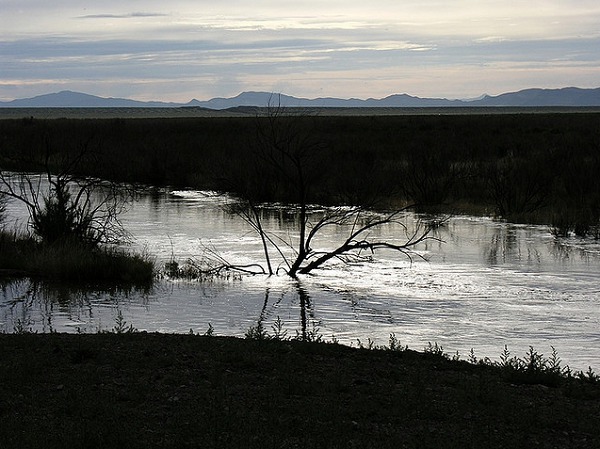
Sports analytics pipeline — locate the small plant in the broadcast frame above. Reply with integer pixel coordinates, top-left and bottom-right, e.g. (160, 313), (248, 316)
(424, 342), (447, 358)
(499, 346), (569, 387)
(245, 321), (269, 340)
(363, 338), (376, 350)
(204, 323), (215, 337)
(468, 348), (478, 364)
(164, 259), (205, 280)
(578, 366), (599, 383)
(497, 345), (523, 370)
(270, 316), (288, 341)
(387, 333), (407, 352)
(547, 346), (563, 374)
(524, 346), (544, 373)
(165, 260), (181, 277)
(245, 317), (321, 342)
(13, 319), (35, 334)
(299, 323), (323, 343)
(499, 345), (510, 367)
(111, 310), (137, 334)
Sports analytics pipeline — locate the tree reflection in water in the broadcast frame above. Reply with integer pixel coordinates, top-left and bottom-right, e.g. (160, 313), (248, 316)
(253, 281), (318, 342)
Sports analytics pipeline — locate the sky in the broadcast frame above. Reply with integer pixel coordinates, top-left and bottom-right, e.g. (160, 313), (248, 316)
(1, 1), (600, 102)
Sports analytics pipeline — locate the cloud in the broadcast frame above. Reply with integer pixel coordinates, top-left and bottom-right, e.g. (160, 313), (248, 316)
(1, 1), (599, 101)
(76, 12), (169, 19)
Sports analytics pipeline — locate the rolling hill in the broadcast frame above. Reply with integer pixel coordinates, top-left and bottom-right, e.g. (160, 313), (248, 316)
(2, 87), (600, 109)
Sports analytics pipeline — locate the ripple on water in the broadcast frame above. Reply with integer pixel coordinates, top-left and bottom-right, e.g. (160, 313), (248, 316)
(1, 187), (599, 371)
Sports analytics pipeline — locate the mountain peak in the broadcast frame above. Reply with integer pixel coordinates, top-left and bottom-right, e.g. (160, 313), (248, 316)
(2, 87), (600, 109)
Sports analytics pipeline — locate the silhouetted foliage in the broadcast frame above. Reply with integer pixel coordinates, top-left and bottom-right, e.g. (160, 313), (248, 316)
(217, 99), (434, 277)
(2, 112), (600, 229)
(0, 132), (131, 246)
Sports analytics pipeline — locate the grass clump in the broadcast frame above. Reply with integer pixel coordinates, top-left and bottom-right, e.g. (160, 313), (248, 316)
(163, 258), (244, 282)
(0, 230), (154, 286)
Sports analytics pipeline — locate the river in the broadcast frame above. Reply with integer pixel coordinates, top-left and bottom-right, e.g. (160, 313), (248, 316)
(2, 186), (599, 371)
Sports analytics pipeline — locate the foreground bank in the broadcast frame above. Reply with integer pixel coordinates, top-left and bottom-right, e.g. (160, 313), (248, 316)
(0, 333), (598, 449)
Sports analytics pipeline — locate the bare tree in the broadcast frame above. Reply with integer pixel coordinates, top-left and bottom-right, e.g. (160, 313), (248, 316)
(0, 137), (131, 246)
(484, 156), (549, 219)
(221, 97), (435, 278)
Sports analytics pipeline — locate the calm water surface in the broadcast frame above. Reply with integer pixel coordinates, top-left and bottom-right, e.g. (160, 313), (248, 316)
(2, 188), (599, 371)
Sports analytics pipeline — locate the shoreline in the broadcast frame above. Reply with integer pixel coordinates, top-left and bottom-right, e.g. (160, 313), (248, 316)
(2, 106), (600, 120)
(1, 332), (598, 448)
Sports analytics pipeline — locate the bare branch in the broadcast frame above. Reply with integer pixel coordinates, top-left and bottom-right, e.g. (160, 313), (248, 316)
(214, 96), (441, 278)
(0, 138), (132, 246)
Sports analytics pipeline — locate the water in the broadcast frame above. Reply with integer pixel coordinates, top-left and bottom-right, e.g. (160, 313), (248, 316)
(2, 186), (599, 371)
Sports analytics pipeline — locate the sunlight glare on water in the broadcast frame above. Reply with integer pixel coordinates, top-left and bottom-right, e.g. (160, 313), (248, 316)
(1, 187), (599, 371)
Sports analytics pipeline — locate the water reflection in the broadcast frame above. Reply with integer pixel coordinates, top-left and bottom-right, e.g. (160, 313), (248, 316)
(252, 282), (318, 341)
(483, 225), (544, 266)
(2, 187), (600, 371)
(550, 238), (600, 264)
(297, 283), (315, 341)
(485, 225), (517, 265)
(0, 277), (151, 333)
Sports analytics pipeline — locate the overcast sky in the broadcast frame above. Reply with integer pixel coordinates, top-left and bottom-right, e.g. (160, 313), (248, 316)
(1, 1), (599, 102)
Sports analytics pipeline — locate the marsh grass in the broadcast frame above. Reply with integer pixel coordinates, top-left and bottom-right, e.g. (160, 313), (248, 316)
(3, 113), (600, 227)
(243, 321), (598, 389)
(0, 230), (154, 286)
(163, 257), (245, 282)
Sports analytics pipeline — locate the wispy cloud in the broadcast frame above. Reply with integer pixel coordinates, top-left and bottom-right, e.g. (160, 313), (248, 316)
(76, 12), (169, 19)
(1, 1), (599, 101)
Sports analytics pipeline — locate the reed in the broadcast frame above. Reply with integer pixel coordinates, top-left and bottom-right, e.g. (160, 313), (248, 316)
(0, 231), (154, 285)
(2, 113), (600, 226)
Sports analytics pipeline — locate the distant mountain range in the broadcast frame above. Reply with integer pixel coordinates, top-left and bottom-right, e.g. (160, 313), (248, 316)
(2, 87), (600, 109)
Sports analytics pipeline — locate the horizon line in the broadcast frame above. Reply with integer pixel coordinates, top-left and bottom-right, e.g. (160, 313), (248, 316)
(2, 85), (600, 104)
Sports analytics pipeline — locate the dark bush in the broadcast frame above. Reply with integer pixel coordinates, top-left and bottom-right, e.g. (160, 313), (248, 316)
(2, 112), (600, 225)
